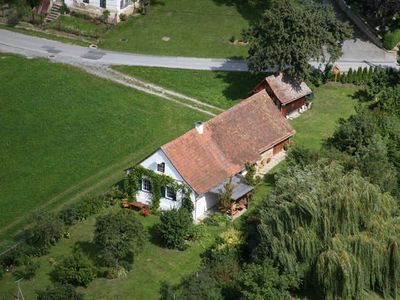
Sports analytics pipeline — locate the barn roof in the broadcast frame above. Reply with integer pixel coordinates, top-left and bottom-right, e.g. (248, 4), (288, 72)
(264, 73), (312, 105)
(161, 90), (295, 195)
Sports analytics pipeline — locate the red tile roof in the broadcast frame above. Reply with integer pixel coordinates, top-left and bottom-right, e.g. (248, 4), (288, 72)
(264, 73), (312, 105)
(161, 90), (295, 195)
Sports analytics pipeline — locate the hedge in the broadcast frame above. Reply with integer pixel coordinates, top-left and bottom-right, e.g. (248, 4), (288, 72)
(384, 29), (400, 50)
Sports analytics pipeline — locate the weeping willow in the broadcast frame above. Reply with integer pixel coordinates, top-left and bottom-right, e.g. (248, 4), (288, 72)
(255, 162), (400, 299)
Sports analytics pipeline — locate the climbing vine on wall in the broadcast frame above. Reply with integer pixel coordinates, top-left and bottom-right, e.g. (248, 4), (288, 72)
(124, 165), (191, 211)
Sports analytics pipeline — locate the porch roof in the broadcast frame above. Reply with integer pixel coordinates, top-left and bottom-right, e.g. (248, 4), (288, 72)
(210, 175), (253, 201)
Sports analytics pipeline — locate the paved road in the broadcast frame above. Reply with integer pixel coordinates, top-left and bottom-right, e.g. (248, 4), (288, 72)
(0, 29), (398, 71)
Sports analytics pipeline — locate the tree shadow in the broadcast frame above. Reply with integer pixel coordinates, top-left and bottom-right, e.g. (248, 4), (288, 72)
(211, 0), (271, 24)
(213, 70), (267, 103)
(351, 89), (370, 102)
(148, 224), (164, 247)
(74, 241), (103, 266)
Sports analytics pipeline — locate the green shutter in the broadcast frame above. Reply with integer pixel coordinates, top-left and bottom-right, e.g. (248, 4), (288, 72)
(160, 186), (166, 198)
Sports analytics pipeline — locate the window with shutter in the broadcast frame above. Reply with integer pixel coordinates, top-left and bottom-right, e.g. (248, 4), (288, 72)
(142, 179), (152, 192)
(165, 186), (176, 201)
(157, 162), (165, 173)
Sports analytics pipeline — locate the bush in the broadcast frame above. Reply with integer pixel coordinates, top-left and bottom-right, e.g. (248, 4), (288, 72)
(60, 1), (70, 14)
(59, 194), (109, 226)
(37, 283), (83, 300)
(158, 208), (192, 250)
(51, 252), (96, 287)
(105, 265), (128, 279)
(119, 13), (127, 21)
(384, 29), (400, 50)
(236, 261), (297, 299)
(6, 9), (20, 26)
(24, 214), (65, 254)
(94, 210), (147, 267)
(14, 257), (40, 280)
(203, 213), (229, 226)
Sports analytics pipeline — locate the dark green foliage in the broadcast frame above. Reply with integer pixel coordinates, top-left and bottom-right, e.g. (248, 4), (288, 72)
(252, 162), (399, 299)
(218, 178), (234, 211)
(24, 213), (65, 254)
(125, 165), (190, 211)
(14, 256), (40, 280)
(158, 208), (192, 250)
(51, 252), (96, 287)
(180, 194), (194, 214)
(245, 0), (352, 80)
(236, 261), (297, 300)
(94, 210), (146, 267)
(37, 283), (83, 300)
(59, 191), (118, 226)
(6, 9), (20, 26)
(384, 29), (400, 50)
(347, 68), (353, 84)
(286, 145), (319, 169)
(244, 162), (256, 186)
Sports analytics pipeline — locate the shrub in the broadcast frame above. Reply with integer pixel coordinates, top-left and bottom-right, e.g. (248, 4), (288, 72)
(229, 35), (235, 43)
(37, 283), (83, 300)
(94, 210), (147, 267)
(218, 178), (233, 212)
(119, 13), (127, 21)
(203, 213), (228, 226)
(59, 194), (108, 226)
(244, 162), (256, 185)
(158, 208), (192, 250)
(105, 265), (128, 279)
(51, 252), (96, 287)
(24, 213), (65, 254)
(14, 257), (40, 280)
(384, 29), (400, 50)
(0, 267), (4, 279)
(187, 224), (208, 241)
(6, 9), (20, 26)
(236, 261), (297, 299)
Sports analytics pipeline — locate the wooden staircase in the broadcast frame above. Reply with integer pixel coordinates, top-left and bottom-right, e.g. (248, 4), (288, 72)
(45, 2), (62, 22)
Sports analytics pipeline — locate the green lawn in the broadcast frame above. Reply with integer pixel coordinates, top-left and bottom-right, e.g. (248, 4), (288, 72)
(0, 54), (208, 248)
(290, 83), (358, 150)
(0, 209), (225, 299)
(99, 0), (267, 58)
(46, 15), (109, 39)
(113, 66), (266, 109)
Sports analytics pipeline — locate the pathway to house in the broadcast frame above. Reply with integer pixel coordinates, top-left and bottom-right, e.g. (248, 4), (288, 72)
(0, 29), (398, 73)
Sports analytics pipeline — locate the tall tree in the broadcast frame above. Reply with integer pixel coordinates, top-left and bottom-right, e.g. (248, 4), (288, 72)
(251, 162), (399, 299)
(244, 0), (352, 80)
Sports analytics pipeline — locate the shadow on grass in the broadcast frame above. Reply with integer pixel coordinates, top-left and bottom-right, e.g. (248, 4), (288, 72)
(148, 224), (164, 247)
(211, 0), (271, 24)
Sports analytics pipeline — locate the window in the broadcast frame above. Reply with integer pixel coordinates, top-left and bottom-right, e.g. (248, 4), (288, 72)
(83, 0), (89, 3)
(157, 162), (165, 173)
(165, 186), (176, 201)
(100, 0), (106, 8)
(142, 179), (151, 192)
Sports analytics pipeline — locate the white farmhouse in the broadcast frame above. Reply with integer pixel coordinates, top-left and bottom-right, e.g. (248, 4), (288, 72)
(63, 0), (143, 22)
(127, 90), (295, 220)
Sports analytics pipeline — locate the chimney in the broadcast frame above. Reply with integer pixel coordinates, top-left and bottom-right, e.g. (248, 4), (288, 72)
(195, 121), (204, 134)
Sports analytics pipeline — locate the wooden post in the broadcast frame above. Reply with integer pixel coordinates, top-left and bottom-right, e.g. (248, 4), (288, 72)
(333, 66), (340, 82)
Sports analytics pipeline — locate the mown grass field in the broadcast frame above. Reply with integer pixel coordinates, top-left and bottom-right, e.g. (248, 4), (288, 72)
(0, 54), (208, 249)
(99, 0), (268, 58)
(113, 66), (266, 109)
(0, 208), (226, 299)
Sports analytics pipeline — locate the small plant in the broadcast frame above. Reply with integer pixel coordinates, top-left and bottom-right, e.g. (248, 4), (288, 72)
(119, 13), (127, 21)
(14, 258), (40, 280)
(106, 265), (128, 279)
(102, 9), (110, 22)
(229, 35), (235, 43)
(203, 212), (228, 226)
(51, 252), (96, 287)
(244, 162), (256, 186)
(218, 178), (233, 212)
(6, 9), (20, 26)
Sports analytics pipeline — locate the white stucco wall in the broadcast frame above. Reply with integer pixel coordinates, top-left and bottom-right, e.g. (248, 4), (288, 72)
(135, 149), (198, 217)
(194, 192), (219, 220)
